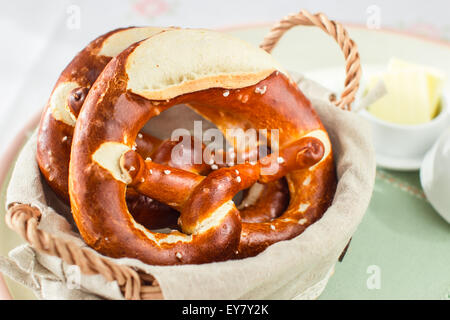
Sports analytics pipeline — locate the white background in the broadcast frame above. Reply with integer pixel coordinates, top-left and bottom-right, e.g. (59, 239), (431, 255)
(0, 0), (449, 157)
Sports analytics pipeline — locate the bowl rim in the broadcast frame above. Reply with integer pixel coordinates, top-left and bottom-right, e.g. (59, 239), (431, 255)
(358, 91), (449, 131)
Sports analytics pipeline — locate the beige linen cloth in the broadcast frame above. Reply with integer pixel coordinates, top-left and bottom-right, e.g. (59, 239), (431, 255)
(0, 76), (376, 300)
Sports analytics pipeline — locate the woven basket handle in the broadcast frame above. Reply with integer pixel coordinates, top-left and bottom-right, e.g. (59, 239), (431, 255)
(260, 9), (362, 111)
(5, 204), (161, 300)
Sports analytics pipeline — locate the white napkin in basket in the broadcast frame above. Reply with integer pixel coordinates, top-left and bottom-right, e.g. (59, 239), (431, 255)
(0, 76), (375, 300)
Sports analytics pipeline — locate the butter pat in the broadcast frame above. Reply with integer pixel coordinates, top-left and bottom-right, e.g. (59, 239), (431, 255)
(366, 58), (445, 125)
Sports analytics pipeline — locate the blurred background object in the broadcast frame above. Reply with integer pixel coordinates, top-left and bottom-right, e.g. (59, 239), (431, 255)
(420, 128), (450, 223)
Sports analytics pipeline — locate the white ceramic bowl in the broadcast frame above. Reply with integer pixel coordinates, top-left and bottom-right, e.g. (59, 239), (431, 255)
(358, 93), (450, 171)
(420, 127), (450, 223)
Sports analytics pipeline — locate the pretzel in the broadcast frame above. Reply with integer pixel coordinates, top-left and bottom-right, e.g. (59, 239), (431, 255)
(68, 28), (337, 265)
(37, 27), (292, 231)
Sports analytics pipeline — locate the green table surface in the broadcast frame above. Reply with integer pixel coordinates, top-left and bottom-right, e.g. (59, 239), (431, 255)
(319, 169), (450, 300)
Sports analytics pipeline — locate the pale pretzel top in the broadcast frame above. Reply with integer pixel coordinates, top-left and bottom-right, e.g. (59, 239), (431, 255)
(125, 29), (285, 100)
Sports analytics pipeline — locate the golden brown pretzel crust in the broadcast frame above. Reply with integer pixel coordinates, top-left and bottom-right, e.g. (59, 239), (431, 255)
(68, 31), (337, 265)
(36, 29), (113, 201)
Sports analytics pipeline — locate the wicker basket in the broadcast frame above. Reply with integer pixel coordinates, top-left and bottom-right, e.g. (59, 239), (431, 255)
(4, 10), (361, 300)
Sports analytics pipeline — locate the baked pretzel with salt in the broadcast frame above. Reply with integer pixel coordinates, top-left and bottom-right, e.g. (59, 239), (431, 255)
(36, 27), (292, 230)
(69, 28), (337, 265)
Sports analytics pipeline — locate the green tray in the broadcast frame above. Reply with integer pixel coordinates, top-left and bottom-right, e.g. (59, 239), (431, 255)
(320, 169), (450, 300)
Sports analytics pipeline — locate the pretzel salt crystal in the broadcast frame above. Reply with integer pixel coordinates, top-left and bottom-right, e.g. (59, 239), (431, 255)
(69, 29), (337, 264)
